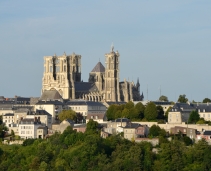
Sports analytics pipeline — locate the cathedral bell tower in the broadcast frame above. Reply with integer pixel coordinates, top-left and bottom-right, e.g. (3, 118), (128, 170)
(104, 46), (120, 102)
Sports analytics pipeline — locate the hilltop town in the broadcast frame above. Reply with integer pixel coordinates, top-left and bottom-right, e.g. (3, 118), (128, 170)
(1, 48), (211, 170)
(1, 47), (211, 145)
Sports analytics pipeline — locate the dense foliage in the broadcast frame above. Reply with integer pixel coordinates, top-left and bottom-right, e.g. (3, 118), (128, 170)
(1, 124), (211, 171)
(0, 116), (8, 139)
(188, 110), (200, 124)
(177, 94), (188, 103)
(144, 102), (158, 121)
(159, 95), (168, 102)
(58, 109), (76, 122)
(106, 101), (166, 122)
(202, 98), (211, 103)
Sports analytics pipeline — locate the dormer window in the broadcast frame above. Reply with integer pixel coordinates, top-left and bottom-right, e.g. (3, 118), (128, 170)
(203, 109), (206, 112)
(198, 109), (200, 112)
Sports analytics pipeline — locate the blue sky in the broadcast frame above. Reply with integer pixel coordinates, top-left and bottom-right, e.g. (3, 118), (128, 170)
(0, 0), (211, 102)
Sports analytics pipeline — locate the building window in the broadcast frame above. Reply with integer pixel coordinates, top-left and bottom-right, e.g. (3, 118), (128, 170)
(208, 114), (210, 118)
(64, 66), (66, 72)
(50, 66), (53, 72)
(56, 66), (60, 73)
(95, 116), (98, 119)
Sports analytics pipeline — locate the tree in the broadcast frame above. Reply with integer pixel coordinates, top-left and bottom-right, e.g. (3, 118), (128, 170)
(203, 98), (211, 103)
(177, 94), (188, 103)
(183, 136), (192, 146)
(122, 108), (130, 118)
(106, 104), (118, 120)
(144, 102), (158, 121)
(188, 110), (200, 124)
(159, 95), (168, 102)
(135, 102), (145, 119)
(86, 119), (99, 134)
(0, 115), (2, 124)
(0, 123), (8, 138)
(149, 125), (161, 137)
(156, 105), (164, 119)
(196, 118), (206, 124)
(125, 101), (134, 109)
(58, 109), (76, 122)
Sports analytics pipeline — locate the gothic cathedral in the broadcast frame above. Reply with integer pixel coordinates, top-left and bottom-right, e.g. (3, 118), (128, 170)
(42, 47), (144, 102)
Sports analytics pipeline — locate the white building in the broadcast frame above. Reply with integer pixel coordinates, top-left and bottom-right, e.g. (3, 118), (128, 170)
(66, 100), (107, 122)
(35, 100), (63, 123)
(19, 118), (43, 139)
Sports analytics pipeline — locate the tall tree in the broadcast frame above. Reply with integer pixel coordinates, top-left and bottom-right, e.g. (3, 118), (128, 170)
(156, 105), (164, 119)
(86, 119), (99, 134)
(106, 104), (118, 120)
(188, 110), (200, 124)
(144, 102), (158, 121)
(203, 98), (211, 103)
(135, 102), (145, 119)
(58, 109), (76, 122)
(177, 94), (188, 103)
(159, 95), (168, 102)
(149, 125), (162, 137)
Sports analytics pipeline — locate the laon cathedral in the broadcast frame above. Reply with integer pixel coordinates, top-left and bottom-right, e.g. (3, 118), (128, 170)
(41, 46), (144, 102)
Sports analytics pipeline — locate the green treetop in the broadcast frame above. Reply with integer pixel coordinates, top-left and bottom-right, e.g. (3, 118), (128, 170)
(177, 94), (188, 103)
(144, 102), (158, 121)
(58, 109), (76, 122)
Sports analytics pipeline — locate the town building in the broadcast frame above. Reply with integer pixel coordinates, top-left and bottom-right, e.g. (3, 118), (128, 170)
(66, 100), (107, 122)
(19, 118), (43, 139)
(168, 103), (195, 124)
(123, 123), (149, 140)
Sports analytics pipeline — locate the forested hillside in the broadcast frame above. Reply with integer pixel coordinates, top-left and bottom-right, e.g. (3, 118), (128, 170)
(0, 124), (211, 171)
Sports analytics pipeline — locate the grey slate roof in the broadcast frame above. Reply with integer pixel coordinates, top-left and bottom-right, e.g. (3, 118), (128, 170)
(111, 118), (130, 122)
(3, 113), (14, 116)
(171, 103), (195, 112)
(193, 103), (211, 112)
(124, 123), (141, 129)
(40, 90), (62, 101)
(74, 82), (99, 92)
(66, 100), (105, 107)
(203, 131), (211, 135)
(91, 62), (105, 73)
(152, 101), (172, 105)
(106, 102), (127, 106)
(36, 100), (63, 105)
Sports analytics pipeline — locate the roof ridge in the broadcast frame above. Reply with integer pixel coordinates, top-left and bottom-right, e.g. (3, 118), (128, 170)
(91, 62), (105, 72)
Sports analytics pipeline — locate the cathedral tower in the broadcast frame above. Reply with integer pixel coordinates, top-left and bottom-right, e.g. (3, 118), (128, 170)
(42, 52), (81, 100)
(104, 46), (120, 102)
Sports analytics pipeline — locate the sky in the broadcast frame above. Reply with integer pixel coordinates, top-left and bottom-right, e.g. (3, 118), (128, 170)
(0, 0), (211, 102)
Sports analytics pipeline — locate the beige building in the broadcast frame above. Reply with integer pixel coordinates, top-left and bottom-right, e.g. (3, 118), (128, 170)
(35, 100), (63, 123)
(37, 126), (48, 139)
(19, 118), (43, 139)
(123, 123), (149, 141)
(66, 100), (107, 122)
(41, 47), (143, 102)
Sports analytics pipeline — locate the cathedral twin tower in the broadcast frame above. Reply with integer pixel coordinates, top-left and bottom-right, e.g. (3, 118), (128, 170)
(42, 47), (143, 102)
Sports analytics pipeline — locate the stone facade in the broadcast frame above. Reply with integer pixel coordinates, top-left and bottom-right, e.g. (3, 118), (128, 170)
(42, 47), (143, 102)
